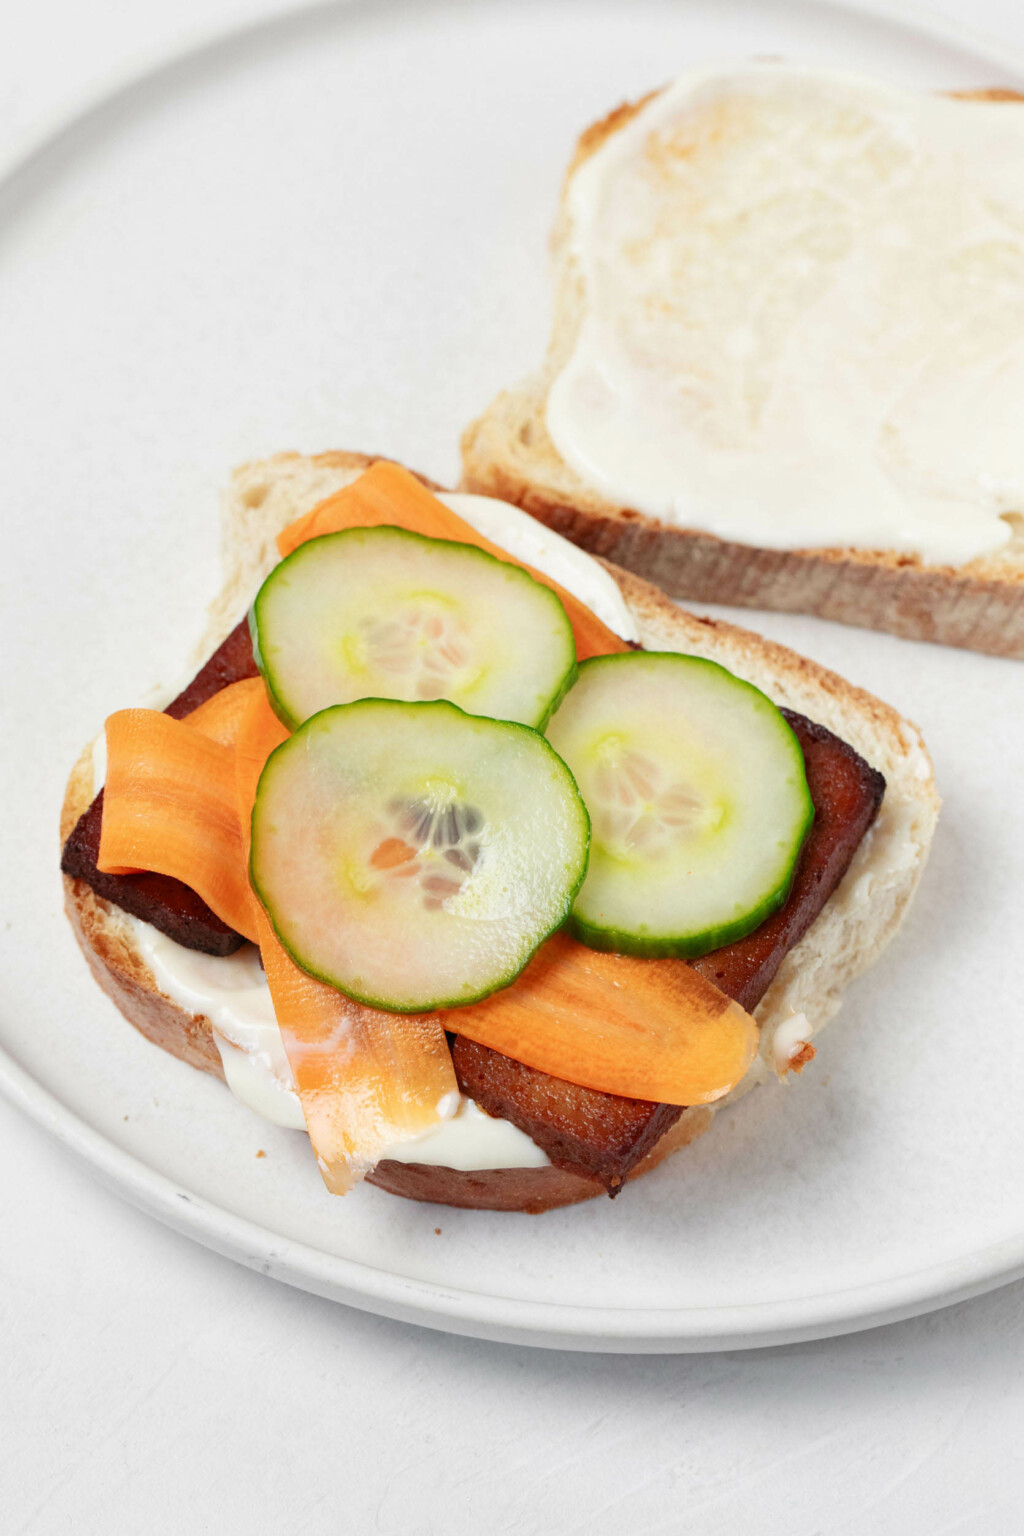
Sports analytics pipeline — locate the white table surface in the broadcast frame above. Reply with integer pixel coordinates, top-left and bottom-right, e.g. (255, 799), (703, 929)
(4, 3), (1024, 1531)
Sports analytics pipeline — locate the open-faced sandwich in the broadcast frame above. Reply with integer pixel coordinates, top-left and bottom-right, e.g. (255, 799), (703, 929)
(60, 453), (938, 1212)
(462, 65), (1024, 657)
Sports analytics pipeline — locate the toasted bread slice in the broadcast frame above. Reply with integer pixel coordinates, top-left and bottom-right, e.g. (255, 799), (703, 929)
(61, 452), (938, 1212)
(461, 82), (1024, 658)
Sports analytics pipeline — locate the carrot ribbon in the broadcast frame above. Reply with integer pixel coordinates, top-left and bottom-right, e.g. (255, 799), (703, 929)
(98, 703), (259, 943)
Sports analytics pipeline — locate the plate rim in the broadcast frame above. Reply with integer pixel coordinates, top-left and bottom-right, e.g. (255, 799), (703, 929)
(5, 0), (1024, 1353)
(7, 1042), (1024, 1352)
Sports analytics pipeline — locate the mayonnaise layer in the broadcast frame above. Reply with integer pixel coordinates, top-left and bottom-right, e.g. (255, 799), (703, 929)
(440, 492), (639, 639)
(118, 492), (639, 1167)
(123, 921), (305, 1128)
(546, 64), (1024, 566)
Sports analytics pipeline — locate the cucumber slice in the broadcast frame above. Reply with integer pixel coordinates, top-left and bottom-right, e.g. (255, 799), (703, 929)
(250, 699), (590, 1012)
(250, 526), (576, 730)
(546, 653), (813, 958)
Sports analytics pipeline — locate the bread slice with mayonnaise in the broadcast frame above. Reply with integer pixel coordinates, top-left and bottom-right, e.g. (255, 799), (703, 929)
(61, 451), (938, 1213)
(461, 68), (1024, 658)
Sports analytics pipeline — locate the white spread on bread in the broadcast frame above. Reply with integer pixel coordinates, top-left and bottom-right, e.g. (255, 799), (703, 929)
(117, 495), (638, 1168)
(769, 1011), (814, 1078)
(124, 921), (305, 1127)
(125, 917), (552, 1168)
(439, 492), (639, 639)
(546, 64), (1024, 566)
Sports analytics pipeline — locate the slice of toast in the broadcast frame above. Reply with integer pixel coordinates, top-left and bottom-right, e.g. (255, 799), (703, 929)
(461, 82), (1024, 658)
(61, 452), (939, 1212)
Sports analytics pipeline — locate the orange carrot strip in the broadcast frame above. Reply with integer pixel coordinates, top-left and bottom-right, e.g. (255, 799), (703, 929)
(92, 679), (261, 878)
(450, 930), (758, 1106)
(276, 461), (627, 662)
(98, 709), (258, 943)
(233, 680), (290, 843)
(183, 675), (265, 746)
(252, 905), (457, 1194)
(234, 683), (457, 1193)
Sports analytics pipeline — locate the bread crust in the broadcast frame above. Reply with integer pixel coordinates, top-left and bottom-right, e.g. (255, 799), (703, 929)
(460, 85), (1024, 658)
(62, 452), (938, 1212)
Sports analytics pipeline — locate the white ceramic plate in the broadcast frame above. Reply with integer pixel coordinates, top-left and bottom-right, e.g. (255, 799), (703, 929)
(3, 0), (1024, 1353)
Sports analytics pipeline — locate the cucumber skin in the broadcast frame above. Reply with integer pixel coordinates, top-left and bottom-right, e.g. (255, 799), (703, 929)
(248, 526), (578, 733)
(247, 606), (296, 731)
(248, 698), (592, 1015)
(566, 853), (805, 960)
(532, 655), (578, 734)
(554, 652), (815, 961)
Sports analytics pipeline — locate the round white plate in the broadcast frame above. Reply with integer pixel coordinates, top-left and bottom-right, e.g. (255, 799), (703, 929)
(3, 0), (1024, 1352)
